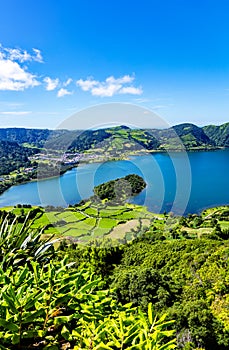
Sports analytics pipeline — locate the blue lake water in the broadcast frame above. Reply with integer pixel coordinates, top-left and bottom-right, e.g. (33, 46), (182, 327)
(0, 149), (228, 215)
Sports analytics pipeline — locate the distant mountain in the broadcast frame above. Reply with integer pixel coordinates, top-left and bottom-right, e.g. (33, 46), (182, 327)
(173, 123), (214, 145)
(203, 122), (229, 147)
(0, 128), (50, 147)
(0, 122), (228, 182)
(67, 121), (229, 150)
(0, 122), (228, 155)
(152, 123), (215, 150)
(68, 129), (111, 152)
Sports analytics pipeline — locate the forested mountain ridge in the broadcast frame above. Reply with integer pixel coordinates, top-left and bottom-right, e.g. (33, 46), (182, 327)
(0, 122), (228, 151)
(203, 122), (229, 147)
(0, 128), (51, 147)
(0, 140), (38, 175)
(155, 123), (215, 148)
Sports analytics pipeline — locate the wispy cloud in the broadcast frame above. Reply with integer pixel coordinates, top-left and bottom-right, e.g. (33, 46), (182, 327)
(0, 101), (24, 107)
(76, 75), (143, 97)
(32, 49), (43, 63)
(57, 88), (72, 98)
(0, 45), (43, 63)
(0, 111), (32, 116)
(43, 77), (59, 91)
(35, 111), (60, 115)
(134, 98), (151, 103)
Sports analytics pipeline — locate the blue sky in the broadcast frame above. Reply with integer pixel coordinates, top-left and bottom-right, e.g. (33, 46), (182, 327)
(0, 0), (229, 129)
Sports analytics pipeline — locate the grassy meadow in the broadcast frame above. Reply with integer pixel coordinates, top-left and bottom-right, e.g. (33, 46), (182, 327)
(1, 203), (229, 245)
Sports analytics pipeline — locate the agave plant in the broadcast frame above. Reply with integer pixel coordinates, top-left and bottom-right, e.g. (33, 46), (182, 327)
(0, 211), (58, 271)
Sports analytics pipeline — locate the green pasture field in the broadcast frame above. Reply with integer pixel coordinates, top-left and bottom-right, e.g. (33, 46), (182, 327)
(0, 204), (228, 244)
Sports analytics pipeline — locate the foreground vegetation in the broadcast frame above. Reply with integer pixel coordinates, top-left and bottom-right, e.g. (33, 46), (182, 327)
(0, 202), (229, 349)
(0, 213), (177, 349)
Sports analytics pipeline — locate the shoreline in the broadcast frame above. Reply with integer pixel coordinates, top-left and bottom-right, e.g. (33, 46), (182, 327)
(0, 146), (227, 197)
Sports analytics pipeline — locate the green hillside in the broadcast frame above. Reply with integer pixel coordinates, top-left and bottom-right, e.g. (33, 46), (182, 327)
(203, 122), (229, 147)
(143, 123), (217, 150)
(0, 122), (228, 154)
(0, 140), (38, 175)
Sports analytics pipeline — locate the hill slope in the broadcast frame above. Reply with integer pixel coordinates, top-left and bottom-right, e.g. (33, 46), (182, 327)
(0, 122), (228, 153)
(203, 122), (229, 147)
(0, 140), (37, 175)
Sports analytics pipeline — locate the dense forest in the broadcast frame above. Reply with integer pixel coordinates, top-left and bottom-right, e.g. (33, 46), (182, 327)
(0, 140), (38, 175)
(66, 237), (229, 350)
(203, 123), (229, 147)
(94, 174), (146, 203)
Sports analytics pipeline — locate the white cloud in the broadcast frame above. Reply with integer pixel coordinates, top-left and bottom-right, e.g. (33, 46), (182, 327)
(32, 49), (43, 63)
(0, 111), (31, 116)
(0, 59), (40, 91)
(44, 77), (73, 94)
(92, 83), (122, 97)
(106, 75), (135, 84)
(76, 78), (98, 91)
(0, 44), (144, 99)
(57, 88), (72, 98)
(76, 75), (143, 97)
(0, 44), (42, 91)
(120, 86), (143, 95)
(43, 77), (59, 91)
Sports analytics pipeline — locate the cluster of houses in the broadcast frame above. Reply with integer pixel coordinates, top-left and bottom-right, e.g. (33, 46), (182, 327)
(30, 152), (82, 165)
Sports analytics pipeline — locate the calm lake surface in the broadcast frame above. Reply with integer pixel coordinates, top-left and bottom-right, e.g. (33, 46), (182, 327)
(0, 149), (228, 215)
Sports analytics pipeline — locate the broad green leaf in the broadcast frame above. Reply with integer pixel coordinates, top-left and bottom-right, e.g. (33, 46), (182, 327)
(78, 279), (100, 293)
(12, 333), (20, 345)
(1, 293), (17, 313)
(61, 325), (71, 340)
(0, 318), (19, 332)
(54, 315), (73, 325)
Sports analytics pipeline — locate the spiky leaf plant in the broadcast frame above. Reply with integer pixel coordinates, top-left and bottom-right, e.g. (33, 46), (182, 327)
(0, 211), (58, 271)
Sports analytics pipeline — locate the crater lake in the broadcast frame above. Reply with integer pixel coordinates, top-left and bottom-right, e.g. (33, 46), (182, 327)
(0, 149), (228, 215)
